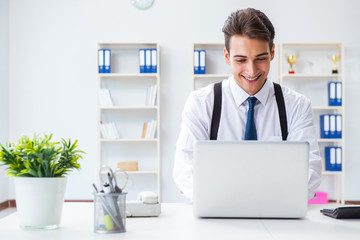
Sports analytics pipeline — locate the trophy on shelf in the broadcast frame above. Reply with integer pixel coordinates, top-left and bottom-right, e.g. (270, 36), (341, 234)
(330, 55), (339, 74)
(286, 55), (297, 74)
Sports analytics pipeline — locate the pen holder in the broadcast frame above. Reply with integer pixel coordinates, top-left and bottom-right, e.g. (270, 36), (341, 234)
(93, 192), (127, 233)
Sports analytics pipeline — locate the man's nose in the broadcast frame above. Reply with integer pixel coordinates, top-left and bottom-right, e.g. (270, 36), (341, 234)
(246, 62), (257, 76)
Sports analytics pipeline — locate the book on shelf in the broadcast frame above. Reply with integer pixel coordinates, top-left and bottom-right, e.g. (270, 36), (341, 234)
(117, 161), (138, 171)
(325, 146), (342, 171)
(328, 82), (342, 106)
(99, 88), (113, 107)
(320, 114), (342, 139)
(139, 48), (157, 74)
(193, 50), (206, 74)
(98, 49), (111, 73)
(98, 121), (120, 139)
(145, 84), (157, 106)
(141, 120), (157, 139)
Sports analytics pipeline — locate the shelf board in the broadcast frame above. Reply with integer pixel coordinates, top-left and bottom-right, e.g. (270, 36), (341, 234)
(312, 106), (343, 111)
(99, 139), (159, 143)
(99, 106), (158, 110)
(322, 171), (342, 175)
(98, 73), (158, 78)
(97, 42), (158, 49)
(281, 42), (342, 47)
(317, 138), (343, 143)
(124, 170), (158, 175)
(194, 74), (231, 79)
(280, 74), (342, 79)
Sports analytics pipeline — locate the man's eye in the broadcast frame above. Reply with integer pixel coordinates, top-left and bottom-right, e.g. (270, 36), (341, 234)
(235, 59), (246, 63)
(256, 58), (267, 61)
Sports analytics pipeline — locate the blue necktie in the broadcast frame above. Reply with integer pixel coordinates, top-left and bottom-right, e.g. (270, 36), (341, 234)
(245, 97), (258, 140)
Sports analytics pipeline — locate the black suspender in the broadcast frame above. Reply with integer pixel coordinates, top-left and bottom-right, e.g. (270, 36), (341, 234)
(210, 81), (288, 141)
(273, 82), (288, 141)
(210, 82), (223, 140)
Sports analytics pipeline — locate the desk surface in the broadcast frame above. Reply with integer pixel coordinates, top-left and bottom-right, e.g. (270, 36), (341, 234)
(1, 203), (360, 240)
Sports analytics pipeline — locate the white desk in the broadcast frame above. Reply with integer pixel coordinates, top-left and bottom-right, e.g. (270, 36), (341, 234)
(1, 203), (360, 240)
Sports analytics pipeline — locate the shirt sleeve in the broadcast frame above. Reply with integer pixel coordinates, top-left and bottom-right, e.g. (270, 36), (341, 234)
(173, 92), (210, 200)
(286, 95), (322, 200)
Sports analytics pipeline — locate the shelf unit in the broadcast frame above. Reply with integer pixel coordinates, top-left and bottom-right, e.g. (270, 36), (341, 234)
(97, 43), (160, 201)
(192, 43), (231, 90)
(278, 42), (345, 204)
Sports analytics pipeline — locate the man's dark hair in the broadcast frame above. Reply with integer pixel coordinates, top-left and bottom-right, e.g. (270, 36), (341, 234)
(222, 8), (275, 53)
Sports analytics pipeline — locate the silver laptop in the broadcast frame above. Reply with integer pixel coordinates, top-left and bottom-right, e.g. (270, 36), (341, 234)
(193, 141), (309, 218)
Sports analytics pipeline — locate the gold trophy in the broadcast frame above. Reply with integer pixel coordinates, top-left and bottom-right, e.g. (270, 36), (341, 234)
(330, 55), (339, 74)
(286, 55), (297, 74)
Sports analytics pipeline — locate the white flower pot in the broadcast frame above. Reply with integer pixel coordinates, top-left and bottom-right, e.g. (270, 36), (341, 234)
(14, 177), (67, 229)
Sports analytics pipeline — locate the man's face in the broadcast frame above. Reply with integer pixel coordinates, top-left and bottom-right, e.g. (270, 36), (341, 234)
(224, 35), (274, 95)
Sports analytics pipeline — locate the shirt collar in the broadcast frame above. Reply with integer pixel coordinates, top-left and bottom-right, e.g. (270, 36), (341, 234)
(229, 75), (272, 107)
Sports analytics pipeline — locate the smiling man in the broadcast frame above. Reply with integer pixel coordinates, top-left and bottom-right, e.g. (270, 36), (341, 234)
(173, 8), (322, 200)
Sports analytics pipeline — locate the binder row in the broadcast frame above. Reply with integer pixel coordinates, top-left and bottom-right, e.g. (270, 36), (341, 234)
(328, 82), (342, 106)
(98, 49), (111, 73)
(320, 114), (342, 138)
(325, 146), (342, 171)
(139, 49), (157, 73)
(194, 50), (206, 74)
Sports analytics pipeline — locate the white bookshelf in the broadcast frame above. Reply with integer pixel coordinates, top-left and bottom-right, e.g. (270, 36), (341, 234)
(97, 42), (161, 201)
(278, 42), (345, 204)
(192, 43), (231, 90)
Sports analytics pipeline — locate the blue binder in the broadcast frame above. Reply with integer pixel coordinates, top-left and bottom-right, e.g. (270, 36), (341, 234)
(328, 82), (336, 106)
(336, 82), (342, 106)
(194, 50), (200, 74)
(98, 49), (104, 73)
(145, 49), (151, 73)
(139, 49), (145, 73)
(151, 49), (157, 73)
(103, 49), (111, 73)
(320, 114), (330, 138)
(199, 50), (206, 74)
(335, 114), (342, 138)
(335, 147), (342, 171)
(325, 147), (342, 171)
(329, 114), (336, 138)
(325, 147), (336, 171)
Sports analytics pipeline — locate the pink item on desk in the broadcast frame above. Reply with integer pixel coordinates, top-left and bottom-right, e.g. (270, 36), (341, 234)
(308, 191), (328, 204)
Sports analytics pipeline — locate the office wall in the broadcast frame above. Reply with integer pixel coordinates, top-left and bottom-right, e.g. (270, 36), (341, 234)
(0, 0), (9, 203)
(8, 0), (360, 202)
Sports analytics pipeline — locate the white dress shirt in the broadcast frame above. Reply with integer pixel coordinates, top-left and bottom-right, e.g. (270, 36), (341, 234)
(173, 76), (322, 200)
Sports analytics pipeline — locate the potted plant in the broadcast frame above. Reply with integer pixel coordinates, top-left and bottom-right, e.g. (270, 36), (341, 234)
(0, 133), (85, 229)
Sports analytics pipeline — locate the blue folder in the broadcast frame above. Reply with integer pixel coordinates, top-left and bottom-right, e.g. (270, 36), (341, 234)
(320, 114), (330, 138)
(98, 49), (104, 73)
(194, 50), (200, 74)
(103, 49), (111, 73)
(151, 49), (157, 73)
(139, 49), (145, 73)
(199, 50), (206, 74)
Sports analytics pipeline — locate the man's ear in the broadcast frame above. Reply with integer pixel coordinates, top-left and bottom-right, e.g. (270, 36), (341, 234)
(224, 47), (231, 65)
(270, 44), (275, 61)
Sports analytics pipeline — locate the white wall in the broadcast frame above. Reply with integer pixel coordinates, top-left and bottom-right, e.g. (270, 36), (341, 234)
(0, 0), (9, 204)
(6, 0), (360, 202)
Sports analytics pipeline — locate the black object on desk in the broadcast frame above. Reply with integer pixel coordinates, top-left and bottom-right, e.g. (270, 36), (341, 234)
(321, 206), (360, 219)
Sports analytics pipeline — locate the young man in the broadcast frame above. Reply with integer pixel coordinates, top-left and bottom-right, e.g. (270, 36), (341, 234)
(173, 8), (322, 200)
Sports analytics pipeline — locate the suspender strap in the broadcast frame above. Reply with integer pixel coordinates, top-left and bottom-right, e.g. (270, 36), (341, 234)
(210, 82), (222, 140)
(210, 81), (288, 141)
(273, 82), (288, 140)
